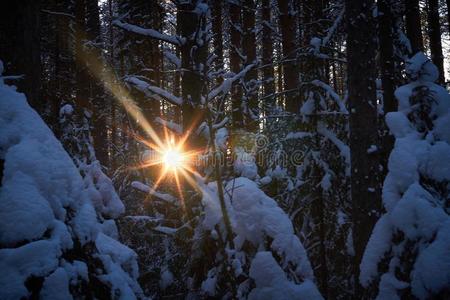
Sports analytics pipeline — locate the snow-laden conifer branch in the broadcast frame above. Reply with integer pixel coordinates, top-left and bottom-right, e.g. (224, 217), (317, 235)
(113, 20), (184, 46)
(321, 7), (345, 47)
(163, 50), (181, 69)
(155, 117), (182, 134)
(317, 122), (350, 175)
(208, 64), (255, 100)
(125, 76), (183, 106)
(131, 181), (178, 204)
(311, 80), (349, 113)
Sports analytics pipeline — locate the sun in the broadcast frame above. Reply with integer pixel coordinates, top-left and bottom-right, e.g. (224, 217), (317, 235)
(162, 148), (185, 170)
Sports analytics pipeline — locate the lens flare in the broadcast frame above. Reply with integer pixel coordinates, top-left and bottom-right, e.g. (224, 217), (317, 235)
(162, 148), (184, 170)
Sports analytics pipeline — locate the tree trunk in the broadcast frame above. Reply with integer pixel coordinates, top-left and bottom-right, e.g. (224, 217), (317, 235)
(178, 2), (207, 150)
(261, 0), (275, 114)
(0, 0), (41, 110)
(229, 1), (243, 128)
(447, 0), (450, 36)
(277, 0), (298, 113)
(242, 0), (258, 130)
(74, 0), (90, 110)
(404, 0), (424, 54)
(346, 0), (381, 297)
(427, 0), (445, 84)
(212, 0), (224, 83)
(86, 0), (109, 166)
(378, 0), (396, 177)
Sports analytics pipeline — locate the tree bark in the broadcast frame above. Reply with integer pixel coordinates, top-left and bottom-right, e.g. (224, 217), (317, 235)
(212, 0), (224, 82)
(86, 0), (109, 166)
(346, 0), (381, 296)
(427, 0), (445, 84)
(277, 0), (298, 113)
(242, 0), (258, 130)
(404, 0), (424, 54)
(178, 2), (207, 150)
(0, 0), (41, 110)
(229, 1), (243, 128)
(447, 0), (450, 36)
(261, 0), (275, 113)
(378, 0), (397, 178)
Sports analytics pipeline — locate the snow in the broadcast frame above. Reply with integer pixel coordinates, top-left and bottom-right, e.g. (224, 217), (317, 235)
(248, 252), (322, 300)
(405, 52), (439, 82)
(40, 268), (73, 300)
(131, 181), (178, 204)
(233, 148), (258, 180)
(0, 171), (54, 245)
(155, 117), (182, 134)
(113, 19), (183, 45)
(284, 131), (312, 140)
(360, 53), (450, 299)
(208, 64), (254, 100)
(0, 79), (144, 299)
(159, 268), (174, 290)
(311, 80), (348, 113)
(411, 220), (450, 298)
(126, 76), (182, 106)
(199, 176), (319, 296)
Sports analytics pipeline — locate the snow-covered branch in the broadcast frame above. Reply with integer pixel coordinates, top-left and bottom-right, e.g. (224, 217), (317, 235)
(208, 64), (255, 100)
(131, 181), (178, 204)
(322, 7), (344, 47)
(163, 50), (181, 69)
(155, 117), (182, 134)
(125, 76), (183, 106)
(113, 20), (184, 46)
(317, 123), (350, 174)
(311, 80), (348, 114)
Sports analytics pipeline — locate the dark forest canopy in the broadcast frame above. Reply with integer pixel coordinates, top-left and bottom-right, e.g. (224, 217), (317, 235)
(0, 0), (449, 299)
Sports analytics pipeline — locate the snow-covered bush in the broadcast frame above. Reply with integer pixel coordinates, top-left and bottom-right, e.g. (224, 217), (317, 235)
(192, 176), (323, 299)
(360, 53), (450, 299)
(0, 75), (144, 299)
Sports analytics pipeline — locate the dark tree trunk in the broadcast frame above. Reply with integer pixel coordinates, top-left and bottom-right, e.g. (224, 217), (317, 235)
(427, 0), (445, 84)
(0, 0), (41, 110)
(447, 0), (450, 36)
(74, 0), (90, 110)
(277, 0), (298, 113)
(212, 0), (223, 82)
(378, 0), (397, 176)
(346, 0), (381, 297)
(242, 0), (258, 130)
(178, 2), (207, 150)
(261, 0), (275, 113)
(404, 0), (424, 54)
(229, 1), (243, 129)
(86, 0), (109, 166)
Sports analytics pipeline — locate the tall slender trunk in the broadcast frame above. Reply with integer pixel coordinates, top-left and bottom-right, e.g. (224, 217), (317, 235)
(0, 0), (41, 110)
(229, 1), (243, 128)
(74, 0), (89, 110)
(108, 0), (117, 170)
(212, 0), (224, 83)
(261, 0), (275, 114)
(86, 0), (109, 166)
(378, 0), (397, 177)
(404, 0), (424, 54)
(178, 2), (207, 150)
(346, 0), (381, 297)
(447, 0), (450, 36)
(242, 0), (258, 130)
(427, 0), (445, 84)
(277, 0), (298, 113)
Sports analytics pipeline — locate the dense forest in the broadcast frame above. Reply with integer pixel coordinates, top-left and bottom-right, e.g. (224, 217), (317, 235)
(0, 0), (449, 299)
